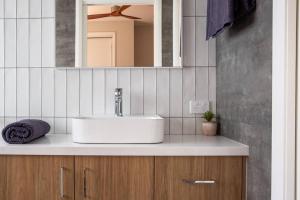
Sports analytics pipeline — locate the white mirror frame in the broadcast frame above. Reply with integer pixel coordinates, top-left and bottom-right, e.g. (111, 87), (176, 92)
(76, 0), (183, 68)
(76, 0), (166, 68)
(173, 0), (182, 67)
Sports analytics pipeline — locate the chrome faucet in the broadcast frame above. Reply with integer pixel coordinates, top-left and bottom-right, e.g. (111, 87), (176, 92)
(114, 88), (123, 117)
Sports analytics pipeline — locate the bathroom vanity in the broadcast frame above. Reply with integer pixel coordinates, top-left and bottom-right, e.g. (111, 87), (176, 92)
(0, 135), (248, 200)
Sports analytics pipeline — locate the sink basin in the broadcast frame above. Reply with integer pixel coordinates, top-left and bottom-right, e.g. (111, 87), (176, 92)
(72, 115), (164, 144)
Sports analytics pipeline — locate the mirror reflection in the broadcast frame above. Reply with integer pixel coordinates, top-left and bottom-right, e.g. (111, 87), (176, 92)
(86, 5), (154, 67)
(56, 0), (183, 68)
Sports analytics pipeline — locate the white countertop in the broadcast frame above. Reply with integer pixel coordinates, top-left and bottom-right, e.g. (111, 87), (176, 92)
(0, 134), (249, 156)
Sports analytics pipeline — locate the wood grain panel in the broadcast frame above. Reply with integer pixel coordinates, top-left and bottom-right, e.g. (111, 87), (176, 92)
(5, 156), (74, 200)
(155, 156), (244, 200)
(75, 156), (154, 200)
(0, 156), (7, 200)
(38, 156), (74, 200)
(6, 155), (39, 200)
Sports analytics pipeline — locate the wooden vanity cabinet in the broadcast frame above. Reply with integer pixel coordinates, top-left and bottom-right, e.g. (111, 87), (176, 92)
(0, 156), (245, 200)
(0, 156), (74, 200)
(75, 156), (154, 200)
(155, 156), (245, 200)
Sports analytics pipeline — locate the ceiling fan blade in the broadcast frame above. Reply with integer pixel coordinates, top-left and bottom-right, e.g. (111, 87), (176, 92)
(88, 13), (111, 20)
(119, 5), (131, 13)
(121, 14), (141, 20)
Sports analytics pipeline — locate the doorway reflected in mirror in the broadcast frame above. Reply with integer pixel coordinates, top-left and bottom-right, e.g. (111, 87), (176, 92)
(86, 4), (154, 67)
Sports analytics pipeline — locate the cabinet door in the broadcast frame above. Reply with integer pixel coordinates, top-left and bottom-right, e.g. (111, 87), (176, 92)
(155, 157), (245, 200)
(75, 156), (154, 200)
(0, 155), (74, 200)
(0, 156), (7, 200)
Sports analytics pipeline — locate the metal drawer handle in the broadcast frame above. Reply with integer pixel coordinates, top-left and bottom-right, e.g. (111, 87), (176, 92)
(183, 179), (216, 185)
(60, 167), (64, 198)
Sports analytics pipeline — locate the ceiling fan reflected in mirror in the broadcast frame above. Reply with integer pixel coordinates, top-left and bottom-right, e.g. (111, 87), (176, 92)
(88, 5), (141, 20)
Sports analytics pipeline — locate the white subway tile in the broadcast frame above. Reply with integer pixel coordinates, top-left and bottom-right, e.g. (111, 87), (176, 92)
(105, 69), (117, 114)
(183, 0), (195, 16)
(67, 70), (79, 117)
(30, 0), (41, 18)
(0, 19), (3, 67)
(5, 117), (16, 125)
(80, 69), (93, 116)
(143, 69), (156, 115)
(29, 19), (41, 67)
(0, 118), (4, 130)
(209, 67), (216, 113)
(17, 0), (29, 18)
(17, 68), (29, 117)
(5, 19), (16, 68)
(5, 69), (16, 116)
(4, 0), (16, 18)
(117, 69), (130, 115)
(170, 69), (182, 117)
(209, 38), (216, 66)
(55, 69), (66, 117)
(42, 0), (54, 17)
(67, 118), (72, 134)
(93, 69), (105, 115)
(196, 17), (208, 66)
(0, 69), (3, 116)
(29, 68), (41, 117)
(41, 68), (54, 117)
(0, 0), (4, 18)
(183, 17), (195, 67)
(42, 117), (54, 134)
(157, 69), (169, 117)
(183, 118), (196, 134)
(164, 118), (170, 135)
(17, 19), (29, 67)
(196, 67), (208, 100)
(195, 67), (209, 117)
(195, 117), (204, 135)
(42, 18), (55, 67)
(54, 118), (66, 134)
(130, 69), (143, 115)
(183, 67), (196, 117)
(196, 0), (207, 16)
(170, 118), (182, 135)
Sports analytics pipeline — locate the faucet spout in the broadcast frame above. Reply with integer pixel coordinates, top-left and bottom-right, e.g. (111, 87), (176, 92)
(114, 88), (123, 117)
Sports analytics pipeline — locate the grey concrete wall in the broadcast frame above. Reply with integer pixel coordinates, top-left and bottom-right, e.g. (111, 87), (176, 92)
(216, 0), (272, 200)
(56, 0), (76, 67)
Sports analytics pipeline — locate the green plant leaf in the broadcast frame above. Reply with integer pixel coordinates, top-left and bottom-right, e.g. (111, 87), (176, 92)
(201, 111), (214, 122)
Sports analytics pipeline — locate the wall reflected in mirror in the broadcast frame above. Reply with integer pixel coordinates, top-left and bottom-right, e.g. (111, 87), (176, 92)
(86, 5), (154, 67)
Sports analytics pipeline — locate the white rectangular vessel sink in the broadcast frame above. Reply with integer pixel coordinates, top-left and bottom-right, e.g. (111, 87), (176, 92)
(72, 115), (164, 144)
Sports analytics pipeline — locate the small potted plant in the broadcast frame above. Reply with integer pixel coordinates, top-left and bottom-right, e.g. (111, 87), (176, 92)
(201, 111), (217, 136)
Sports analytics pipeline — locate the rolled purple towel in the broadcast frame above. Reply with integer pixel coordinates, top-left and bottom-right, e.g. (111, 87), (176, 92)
(2, 119), (50, 144)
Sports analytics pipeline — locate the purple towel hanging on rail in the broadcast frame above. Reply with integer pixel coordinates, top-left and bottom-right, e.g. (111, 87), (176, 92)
(206, 0), (256, 40)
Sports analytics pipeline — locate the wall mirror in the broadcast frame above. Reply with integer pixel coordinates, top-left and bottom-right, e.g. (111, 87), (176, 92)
(56, 0), (182, 68)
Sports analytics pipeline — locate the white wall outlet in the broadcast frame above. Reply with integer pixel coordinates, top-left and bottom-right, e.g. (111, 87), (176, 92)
(189, 100), (209, 114)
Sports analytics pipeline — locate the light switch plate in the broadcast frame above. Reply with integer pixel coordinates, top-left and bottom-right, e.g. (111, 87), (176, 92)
(189, 100), (209, 114)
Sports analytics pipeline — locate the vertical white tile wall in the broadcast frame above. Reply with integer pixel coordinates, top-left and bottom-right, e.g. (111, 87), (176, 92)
(0, 0), (216, 135)
(117, 69), (131, 115)
(93, 69), (105, 115)
(17, 68), (29, 116)
(143, 69), (156, 115)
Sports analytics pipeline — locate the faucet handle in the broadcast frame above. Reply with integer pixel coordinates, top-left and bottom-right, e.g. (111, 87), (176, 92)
(115, 88), (122, 96)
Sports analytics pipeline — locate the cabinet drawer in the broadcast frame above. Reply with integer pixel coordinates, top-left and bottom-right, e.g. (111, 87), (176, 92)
(0, 155), (74, 200)
(155, 157), (245, 200)
(75, 156), (154, 200)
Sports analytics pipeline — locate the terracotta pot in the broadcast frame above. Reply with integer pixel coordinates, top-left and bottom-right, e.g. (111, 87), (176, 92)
(202, 122), (217, 136)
